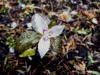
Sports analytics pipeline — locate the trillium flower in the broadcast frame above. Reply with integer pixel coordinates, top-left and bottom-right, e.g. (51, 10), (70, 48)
(32, 14), (65, 58)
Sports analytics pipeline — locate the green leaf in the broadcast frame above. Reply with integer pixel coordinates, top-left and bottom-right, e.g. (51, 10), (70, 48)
(87, 71), (100, 75)
(77, 28), (89, 35)
(48, 20), (56, 29)
(87, 55), (94, 67)
(24, 4), (34, 10)
(5, 33), (15, 48)
(19, 48), (35, 57)
(18, 0), (21, 4)
(52, 72), (56, 75)
(14, 31), (40, 54)
(4, 57), (7, 66)
(88, 55), (94, 63)
(92, 71), (100, 75)
(92, 2), (100, 5)
(1, 6), (8, 14)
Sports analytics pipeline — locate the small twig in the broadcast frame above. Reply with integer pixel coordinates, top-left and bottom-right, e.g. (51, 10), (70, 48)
(50, 0), (53, 12)
(63, 63), (74, 75)
(34, 6), (48, 14)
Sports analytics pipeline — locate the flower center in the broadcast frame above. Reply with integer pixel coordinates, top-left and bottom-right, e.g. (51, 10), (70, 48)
(43, 29), (47, 34)
(42, 29), (54, 41)
(43, 30), (53, 40)
(44, 31), (50, 38)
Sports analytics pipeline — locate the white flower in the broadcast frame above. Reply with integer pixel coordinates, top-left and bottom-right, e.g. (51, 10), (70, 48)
(32, 14), (65, 58)
(62, 11), (73, 22)
(92, 18), (98, 24)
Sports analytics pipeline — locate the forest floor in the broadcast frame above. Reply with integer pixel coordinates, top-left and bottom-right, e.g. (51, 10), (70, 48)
(0, 0), (100, 75)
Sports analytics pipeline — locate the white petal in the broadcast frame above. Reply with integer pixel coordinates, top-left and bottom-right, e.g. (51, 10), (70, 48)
(48, 25), (65, 37)
(38, 37), (50, 58)
(32, 14), (50, 34)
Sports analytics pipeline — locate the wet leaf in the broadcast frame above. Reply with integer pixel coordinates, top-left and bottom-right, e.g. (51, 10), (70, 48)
(14, 31), (40, 54)
(19, 48), (35, 57)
